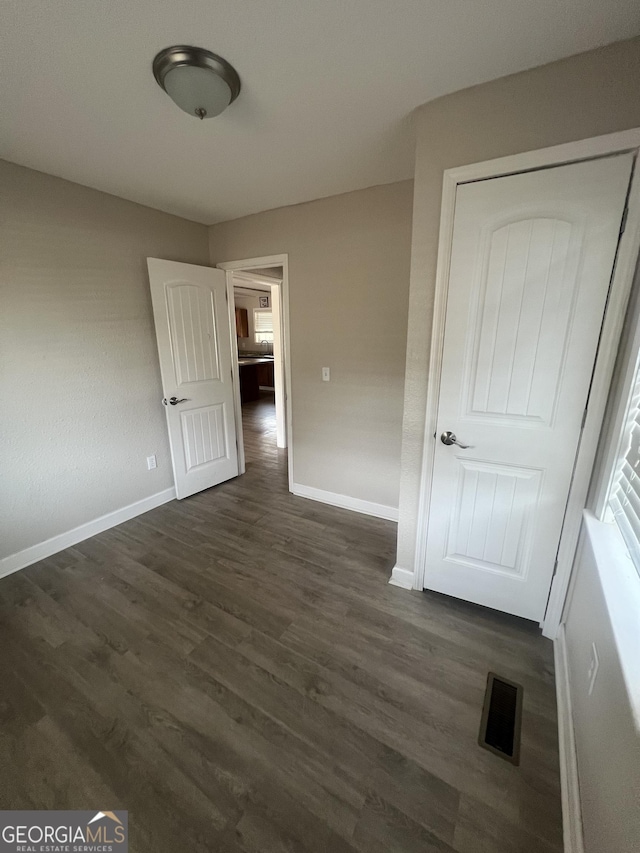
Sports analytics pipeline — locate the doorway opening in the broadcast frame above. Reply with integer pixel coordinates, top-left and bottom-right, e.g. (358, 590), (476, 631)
(217, 256), (293, 489)
(233, 269), (281, 467)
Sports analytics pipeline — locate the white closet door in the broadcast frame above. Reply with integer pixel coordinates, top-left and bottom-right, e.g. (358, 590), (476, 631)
(424, 154), (633, 620)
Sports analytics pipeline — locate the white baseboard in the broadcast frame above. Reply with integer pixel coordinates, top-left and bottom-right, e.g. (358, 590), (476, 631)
(388, 564), (415, 589)
(291, 483), (398, 522)
(554, 626), (585, 853)
(0, 487), (176, 580)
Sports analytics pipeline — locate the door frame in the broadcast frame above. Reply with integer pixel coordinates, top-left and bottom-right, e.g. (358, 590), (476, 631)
(216, 254), (294, 491)
(413, 128), (640, 639)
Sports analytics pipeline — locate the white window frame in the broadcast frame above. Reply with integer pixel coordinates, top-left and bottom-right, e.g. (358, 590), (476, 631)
(592, 262), (640, 565)
(576, 263), (640, 734)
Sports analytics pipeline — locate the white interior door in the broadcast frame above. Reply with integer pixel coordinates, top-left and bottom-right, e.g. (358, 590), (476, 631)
(424, 154), (633, 621)
(147, 258), (238, 499)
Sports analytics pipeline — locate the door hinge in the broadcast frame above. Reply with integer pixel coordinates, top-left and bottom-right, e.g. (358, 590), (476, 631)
(581, 407), (588, 429)
(552, 558), (558, 580)
(620, 203), (629, 237)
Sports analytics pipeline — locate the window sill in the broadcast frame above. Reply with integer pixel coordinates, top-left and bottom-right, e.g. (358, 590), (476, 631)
(583, 510), (640, 732)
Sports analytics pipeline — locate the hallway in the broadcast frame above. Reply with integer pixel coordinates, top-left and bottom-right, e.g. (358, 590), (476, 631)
(0, 394), (562, 852)
(241, 391), (280, 467)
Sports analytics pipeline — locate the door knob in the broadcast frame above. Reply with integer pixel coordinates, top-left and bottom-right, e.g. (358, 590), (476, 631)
(440, 430), (471, 449)
(163, 396), (188, 406)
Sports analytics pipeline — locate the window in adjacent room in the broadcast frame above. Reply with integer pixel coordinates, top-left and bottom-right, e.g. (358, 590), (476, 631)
(254, 309), (274, 343)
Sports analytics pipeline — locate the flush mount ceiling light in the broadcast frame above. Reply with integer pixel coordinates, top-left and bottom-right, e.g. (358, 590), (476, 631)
(152, 45), (241, 120)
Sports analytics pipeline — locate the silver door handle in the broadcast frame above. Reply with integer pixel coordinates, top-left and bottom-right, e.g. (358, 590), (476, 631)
(163, 396), (188, 406)
(440, 430), (472, 449)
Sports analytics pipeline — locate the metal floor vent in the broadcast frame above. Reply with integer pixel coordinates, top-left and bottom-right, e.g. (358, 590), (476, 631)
(478, 672), (523, 765)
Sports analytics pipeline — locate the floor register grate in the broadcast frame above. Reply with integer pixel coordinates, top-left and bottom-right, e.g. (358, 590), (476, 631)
(478, 672), (523, 765)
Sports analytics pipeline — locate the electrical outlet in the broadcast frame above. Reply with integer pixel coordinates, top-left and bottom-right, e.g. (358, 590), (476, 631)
(587, 642), (599, 696)
(147, 455), (157, 470)
(322, 367), (330, 382)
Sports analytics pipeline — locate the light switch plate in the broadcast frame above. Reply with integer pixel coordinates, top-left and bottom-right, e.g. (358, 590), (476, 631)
(322, 367), (330, 382)
(147, 455), (157, 470)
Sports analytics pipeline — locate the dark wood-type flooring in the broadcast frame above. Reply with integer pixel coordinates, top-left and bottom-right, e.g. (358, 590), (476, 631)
(0, 393), (563, 852)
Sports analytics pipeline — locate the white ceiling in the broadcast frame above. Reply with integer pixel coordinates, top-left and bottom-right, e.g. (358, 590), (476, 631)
(2, 1), (639, 225)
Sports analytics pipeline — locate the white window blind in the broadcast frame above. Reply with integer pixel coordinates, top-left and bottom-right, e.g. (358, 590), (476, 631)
(254, 309), (273, 343)
(608, 355), (640, 574)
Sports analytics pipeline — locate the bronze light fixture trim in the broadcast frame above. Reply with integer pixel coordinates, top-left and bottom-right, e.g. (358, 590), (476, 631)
(152, 45), (241, 120)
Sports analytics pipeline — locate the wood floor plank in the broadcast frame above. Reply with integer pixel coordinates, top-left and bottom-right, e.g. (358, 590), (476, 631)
(453, 793), (563, 853)
(0, 393), (563, 852)
(235, 622), (520, 821)
(353, 792), (457, 853)
(0, 715), (120, 811)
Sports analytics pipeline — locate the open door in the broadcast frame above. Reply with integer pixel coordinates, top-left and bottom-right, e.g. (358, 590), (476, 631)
(147, 258), (239, 499)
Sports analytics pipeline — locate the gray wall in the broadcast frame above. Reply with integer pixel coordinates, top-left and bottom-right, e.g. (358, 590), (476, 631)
(397, 35), (640, 572)
(209, 180), (414, 510)
(1, 160), (209, 560)
(564, 530), (640, 853)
